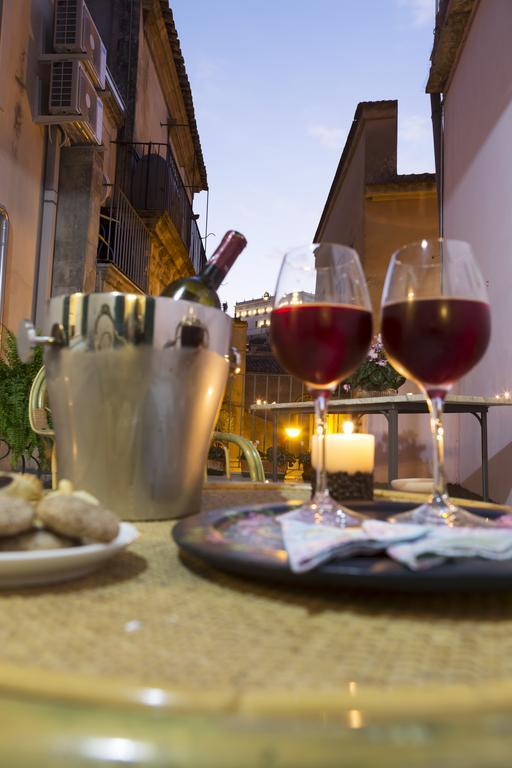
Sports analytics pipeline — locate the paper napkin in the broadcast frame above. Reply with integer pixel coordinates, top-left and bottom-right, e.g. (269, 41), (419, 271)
(278, 510), (512, 573)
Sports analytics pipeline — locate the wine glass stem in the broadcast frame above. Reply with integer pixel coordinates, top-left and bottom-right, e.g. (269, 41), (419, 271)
(427, 395), (449, 504)
(314, 393), (329, 502)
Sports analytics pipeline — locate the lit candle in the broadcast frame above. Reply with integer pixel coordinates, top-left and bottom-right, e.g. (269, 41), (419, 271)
(311, 421), (375, 474)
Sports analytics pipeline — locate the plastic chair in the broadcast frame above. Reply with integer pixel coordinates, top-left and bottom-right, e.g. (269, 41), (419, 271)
(207, 439), (232, 480)
(211, 431), (266, 482)
(28, 366), (57, 489)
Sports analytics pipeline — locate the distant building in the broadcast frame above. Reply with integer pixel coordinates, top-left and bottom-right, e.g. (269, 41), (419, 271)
(0, 0), (207, 334)
(315, 100), (438, 327)
(234, 290), (314, 342)
(232, 290), (343, 451)
(314, 99), (439, 482)
(234, 291), (273, 339)
(233, 102), (439, 457)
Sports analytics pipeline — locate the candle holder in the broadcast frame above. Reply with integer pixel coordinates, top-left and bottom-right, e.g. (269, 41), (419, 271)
(311, 471), (374, 502)
(310, 425), (375, 502)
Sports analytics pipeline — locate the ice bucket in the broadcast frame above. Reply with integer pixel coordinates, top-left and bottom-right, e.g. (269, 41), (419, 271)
(24, 293), (232, 521)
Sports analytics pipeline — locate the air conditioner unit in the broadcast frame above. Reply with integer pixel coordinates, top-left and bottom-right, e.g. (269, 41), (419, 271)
(53, 0), (106, 89)
(48, 59), (103, 144)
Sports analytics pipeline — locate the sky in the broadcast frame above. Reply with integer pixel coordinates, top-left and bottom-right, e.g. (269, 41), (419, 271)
(171, 0), (436, 313)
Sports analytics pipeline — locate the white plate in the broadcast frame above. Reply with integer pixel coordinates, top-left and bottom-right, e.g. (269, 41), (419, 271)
(391, 478), (434, 493)
(0, 522), (138, 588)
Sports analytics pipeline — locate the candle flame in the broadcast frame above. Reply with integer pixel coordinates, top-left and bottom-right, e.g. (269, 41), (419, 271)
(343, 420), (354, 436)
(347, 709), (365, 729)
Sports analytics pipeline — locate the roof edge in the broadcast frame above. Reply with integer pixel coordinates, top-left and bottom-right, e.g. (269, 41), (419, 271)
(426, 0), (479, 93)
(314, 100), (398, 242)
(159, 1), (208, 190)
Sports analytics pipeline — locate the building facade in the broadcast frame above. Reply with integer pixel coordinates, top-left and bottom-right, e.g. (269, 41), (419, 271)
(427, 0), (512, 503)
(315, 100), (438, 327)
(234, 292), (273, 338)
(313, 99), (440, 482)
(0, 0), (207, 336)
(232, 290), (347, 456)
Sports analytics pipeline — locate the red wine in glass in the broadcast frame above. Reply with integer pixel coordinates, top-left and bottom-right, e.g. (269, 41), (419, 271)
(271, 243), (372, 528)
(381, 297), (491, 391)
(380, 238), (492, 527)
(271, 303), (373, 388)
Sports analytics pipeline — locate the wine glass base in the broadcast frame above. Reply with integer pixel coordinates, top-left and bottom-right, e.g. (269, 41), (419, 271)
(291, 493), (362, 528)
(389, 499), (495, 527)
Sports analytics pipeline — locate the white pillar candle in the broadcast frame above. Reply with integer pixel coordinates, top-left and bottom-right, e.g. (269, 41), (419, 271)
(311, 422), (375, 474)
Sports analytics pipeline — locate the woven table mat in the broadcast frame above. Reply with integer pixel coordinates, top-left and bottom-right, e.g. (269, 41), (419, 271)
(1, 485), (512, 697)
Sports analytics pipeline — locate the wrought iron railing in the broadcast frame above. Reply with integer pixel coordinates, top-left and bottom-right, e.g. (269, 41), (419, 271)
(97, 185), (150, 292)
(115, 142), (206, 274)
(244, 373), (345, 409)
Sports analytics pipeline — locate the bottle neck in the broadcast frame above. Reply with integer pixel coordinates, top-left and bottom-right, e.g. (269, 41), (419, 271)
(201, 230), (246, 290)
(201, 262), (225, 291)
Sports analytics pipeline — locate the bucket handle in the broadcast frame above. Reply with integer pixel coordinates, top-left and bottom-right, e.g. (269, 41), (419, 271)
(17, 319), (65, 363)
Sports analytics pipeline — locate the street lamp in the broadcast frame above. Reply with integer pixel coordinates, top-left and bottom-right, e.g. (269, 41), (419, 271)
(284, 425), (302, 473)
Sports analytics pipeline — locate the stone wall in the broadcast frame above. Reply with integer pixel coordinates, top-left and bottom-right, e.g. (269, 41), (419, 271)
(0, 0), (53, 331)
(96, 264), (143, 294)
(52, 146), (104, 295)
(147, 211), (194, 295)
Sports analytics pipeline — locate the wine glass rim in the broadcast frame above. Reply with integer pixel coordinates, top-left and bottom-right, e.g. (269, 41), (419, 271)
(391, 236), (472, 255)
(285, 242), (360, 255)
(390, 238), (477, 268)
(274, 242), (372, 311)
(272, 299), (371, 309)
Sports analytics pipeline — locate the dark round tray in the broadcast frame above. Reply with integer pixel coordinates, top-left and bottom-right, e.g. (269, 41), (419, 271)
(172, 500), (512, 593)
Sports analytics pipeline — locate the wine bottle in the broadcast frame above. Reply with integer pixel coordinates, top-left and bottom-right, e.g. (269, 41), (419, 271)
(161, 230), (247, 308)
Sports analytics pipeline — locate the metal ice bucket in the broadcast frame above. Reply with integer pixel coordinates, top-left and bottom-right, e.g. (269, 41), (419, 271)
(22, 293), (232, 521)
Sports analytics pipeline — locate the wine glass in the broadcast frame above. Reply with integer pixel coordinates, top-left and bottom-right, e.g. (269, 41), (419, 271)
(271, 243), (373, 527)
(381, 238), (491, 526)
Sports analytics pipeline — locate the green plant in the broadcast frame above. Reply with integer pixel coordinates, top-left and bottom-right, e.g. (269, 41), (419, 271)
(298, 451), (311, 469)
(299, 451), (314, 481)
(263, 446), (295, 467)
(208, 442), (226, 461)
(0, 328), (47, 469)
(344, 334), (405, 393)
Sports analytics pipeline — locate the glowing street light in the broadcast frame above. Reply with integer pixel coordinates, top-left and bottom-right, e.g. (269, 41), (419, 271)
(285, 426), (301, 439)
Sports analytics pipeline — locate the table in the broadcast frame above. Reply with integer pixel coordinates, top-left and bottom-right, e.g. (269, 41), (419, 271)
(251, 395), (512, 500)
(2, 484), (512, 765)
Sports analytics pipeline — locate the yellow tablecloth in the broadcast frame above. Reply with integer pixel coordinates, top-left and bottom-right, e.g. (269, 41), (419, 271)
(2, 483), (512, 766)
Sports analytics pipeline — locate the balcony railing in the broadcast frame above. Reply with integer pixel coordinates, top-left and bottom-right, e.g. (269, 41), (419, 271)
(115, 142), (206, 275)
(98, 185), (150, 292)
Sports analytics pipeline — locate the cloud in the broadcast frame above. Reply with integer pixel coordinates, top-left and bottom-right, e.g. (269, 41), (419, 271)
(398, 115), (435, 173)
(400, 115), (431, 143)
(397, 0), (434, 28)
(307, 124), (343, 150)
(194, 56), (222, 83)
